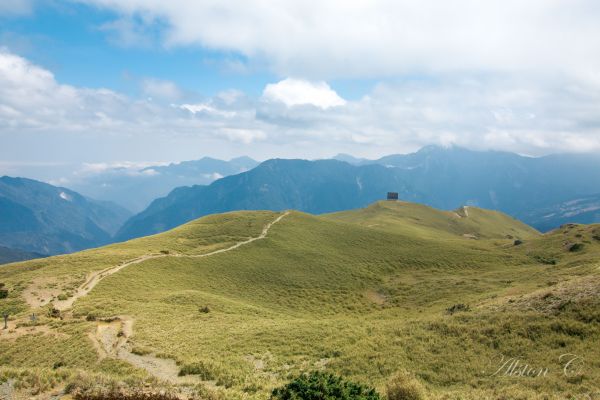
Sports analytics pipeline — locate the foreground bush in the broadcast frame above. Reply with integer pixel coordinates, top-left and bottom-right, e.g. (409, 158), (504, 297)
(386, 370), (427, 400)
(73, 390), (179, 400)
(271, 371), (381, 400)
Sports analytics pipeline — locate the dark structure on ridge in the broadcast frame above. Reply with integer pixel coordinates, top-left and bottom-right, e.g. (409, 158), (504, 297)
(387, 192), (399, 200)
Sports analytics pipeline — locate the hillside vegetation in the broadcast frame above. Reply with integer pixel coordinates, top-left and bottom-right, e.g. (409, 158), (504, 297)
(0, 201), (598, 399)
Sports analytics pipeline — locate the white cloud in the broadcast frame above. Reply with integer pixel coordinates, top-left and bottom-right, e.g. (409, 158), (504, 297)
(220, 128), (267, 144)
(98, 16), (156, 48)
(179, 102), (237, 118)
(0, 0), (33, 16)
(141, 78), (182, 100)
(263, 78), (346, 109)
(79, 0), (600, 83)
(77, 161), (166, 175)
(1, 49), (600, 165)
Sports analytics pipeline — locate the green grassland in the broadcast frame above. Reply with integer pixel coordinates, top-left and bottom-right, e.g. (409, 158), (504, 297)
(1, 201), (599, 399)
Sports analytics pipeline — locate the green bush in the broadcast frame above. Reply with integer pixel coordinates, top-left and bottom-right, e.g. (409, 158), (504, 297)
(178, 361), (215, 380)
(47, 306), (61, 318)
(199, 305), (210, 313)
(74, 390), (179, 400)
(0, 282), (7, 299)
(568, 243), (585, 252)
(445, 303), (470, 315)
(271, 371), (381, 400)
(386, 370), (427, 400)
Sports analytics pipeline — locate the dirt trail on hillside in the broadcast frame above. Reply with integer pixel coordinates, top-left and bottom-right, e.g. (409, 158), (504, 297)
(53, 254), (164, 311)
(92, 316), (202, 385)
(53, 211), (289, 312)
(454, 206), (470, 218)
(42, 212), (289, 384)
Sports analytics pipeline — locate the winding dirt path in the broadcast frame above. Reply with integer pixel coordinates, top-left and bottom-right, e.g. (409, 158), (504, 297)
(54, 211), (289, 312)
(92, 316), (201, 384)
(53, 254), (162, 311)
(51, 212), (289, 384)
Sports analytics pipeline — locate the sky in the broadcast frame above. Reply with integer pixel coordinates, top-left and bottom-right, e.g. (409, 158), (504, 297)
(1, 0), (600, 180)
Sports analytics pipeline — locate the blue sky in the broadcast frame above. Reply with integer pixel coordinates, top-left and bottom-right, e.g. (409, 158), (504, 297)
(1, 0), (599, 181)
(0, 2), (276, 97)
(1, 2), (378, 100)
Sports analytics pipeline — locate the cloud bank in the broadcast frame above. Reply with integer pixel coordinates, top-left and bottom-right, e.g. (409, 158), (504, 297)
(1, 47), (600, 164)
(79, 0), (600, 84)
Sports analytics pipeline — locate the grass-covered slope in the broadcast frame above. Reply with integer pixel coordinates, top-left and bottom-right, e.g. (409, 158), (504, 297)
(0, 203), (598, 399)
(325, 201), (539, 240)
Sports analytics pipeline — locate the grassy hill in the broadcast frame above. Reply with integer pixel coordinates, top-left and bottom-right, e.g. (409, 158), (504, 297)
(325, 201), (539, 241)
(0, 202), (598, 399)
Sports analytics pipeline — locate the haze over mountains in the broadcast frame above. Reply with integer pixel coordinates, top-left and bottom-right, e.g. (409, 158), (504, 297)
(68, 156), (258, 212)
(116, 146), (600, 241)
(2, 145), (600, 263)
(0, 176), (130, 257)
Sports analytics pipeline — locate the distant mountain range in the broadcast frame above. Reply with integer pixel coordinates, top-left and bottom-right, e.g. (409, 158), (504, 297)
(0, 176), (131, 257)
(0, 245), (45, 264)
(116, 146), (600, 240)
(520, 194), (600, 232)
(2, 146), (599, 257)
(69, 156), (258, 212)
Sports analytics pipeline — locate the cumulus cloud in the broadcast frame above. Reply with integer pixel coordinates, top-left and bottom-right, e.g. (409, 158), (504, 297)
(141, 78), (182, 101)
(1, 49), (600, 165)
(79, 0), (600, 83)
(263, 78), (346, 109)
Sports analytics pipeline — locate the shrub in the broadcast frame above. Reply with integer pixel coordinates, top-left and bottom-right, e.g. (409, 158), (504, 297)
(568, 243), (585, 252)
(86, 314), (96, 321)
(74, 390), (179, 400)
(271, 371), (381, 400)
(159, 250), (170, 255)
(445, 304), (470, 315)
(178, 361), (215, 380)
(386, 370), (427, 400)
(199, 305), (210, 313)
(53, 360), (66, 369)
(48, 307), (61, 318)
(533, 255), (557, 265)
(513, 239), (523, 246)
(57, 293), (68, 301)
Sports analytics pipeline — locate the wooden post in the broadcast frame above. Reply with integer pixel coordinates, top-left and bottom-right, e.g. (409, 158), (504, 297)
(2, 313), (8, 330)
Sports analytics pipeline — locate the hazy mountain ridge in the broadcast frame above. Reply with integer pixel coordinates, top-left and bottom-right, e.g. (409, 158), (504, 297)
(0, 245), (46, 264)
(0, 176), (131, 256)
(69, 156), (258, 212)
(114, 159), (419, 241)
(117, 147), (600, 241)
(520, 193), (600, 232)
